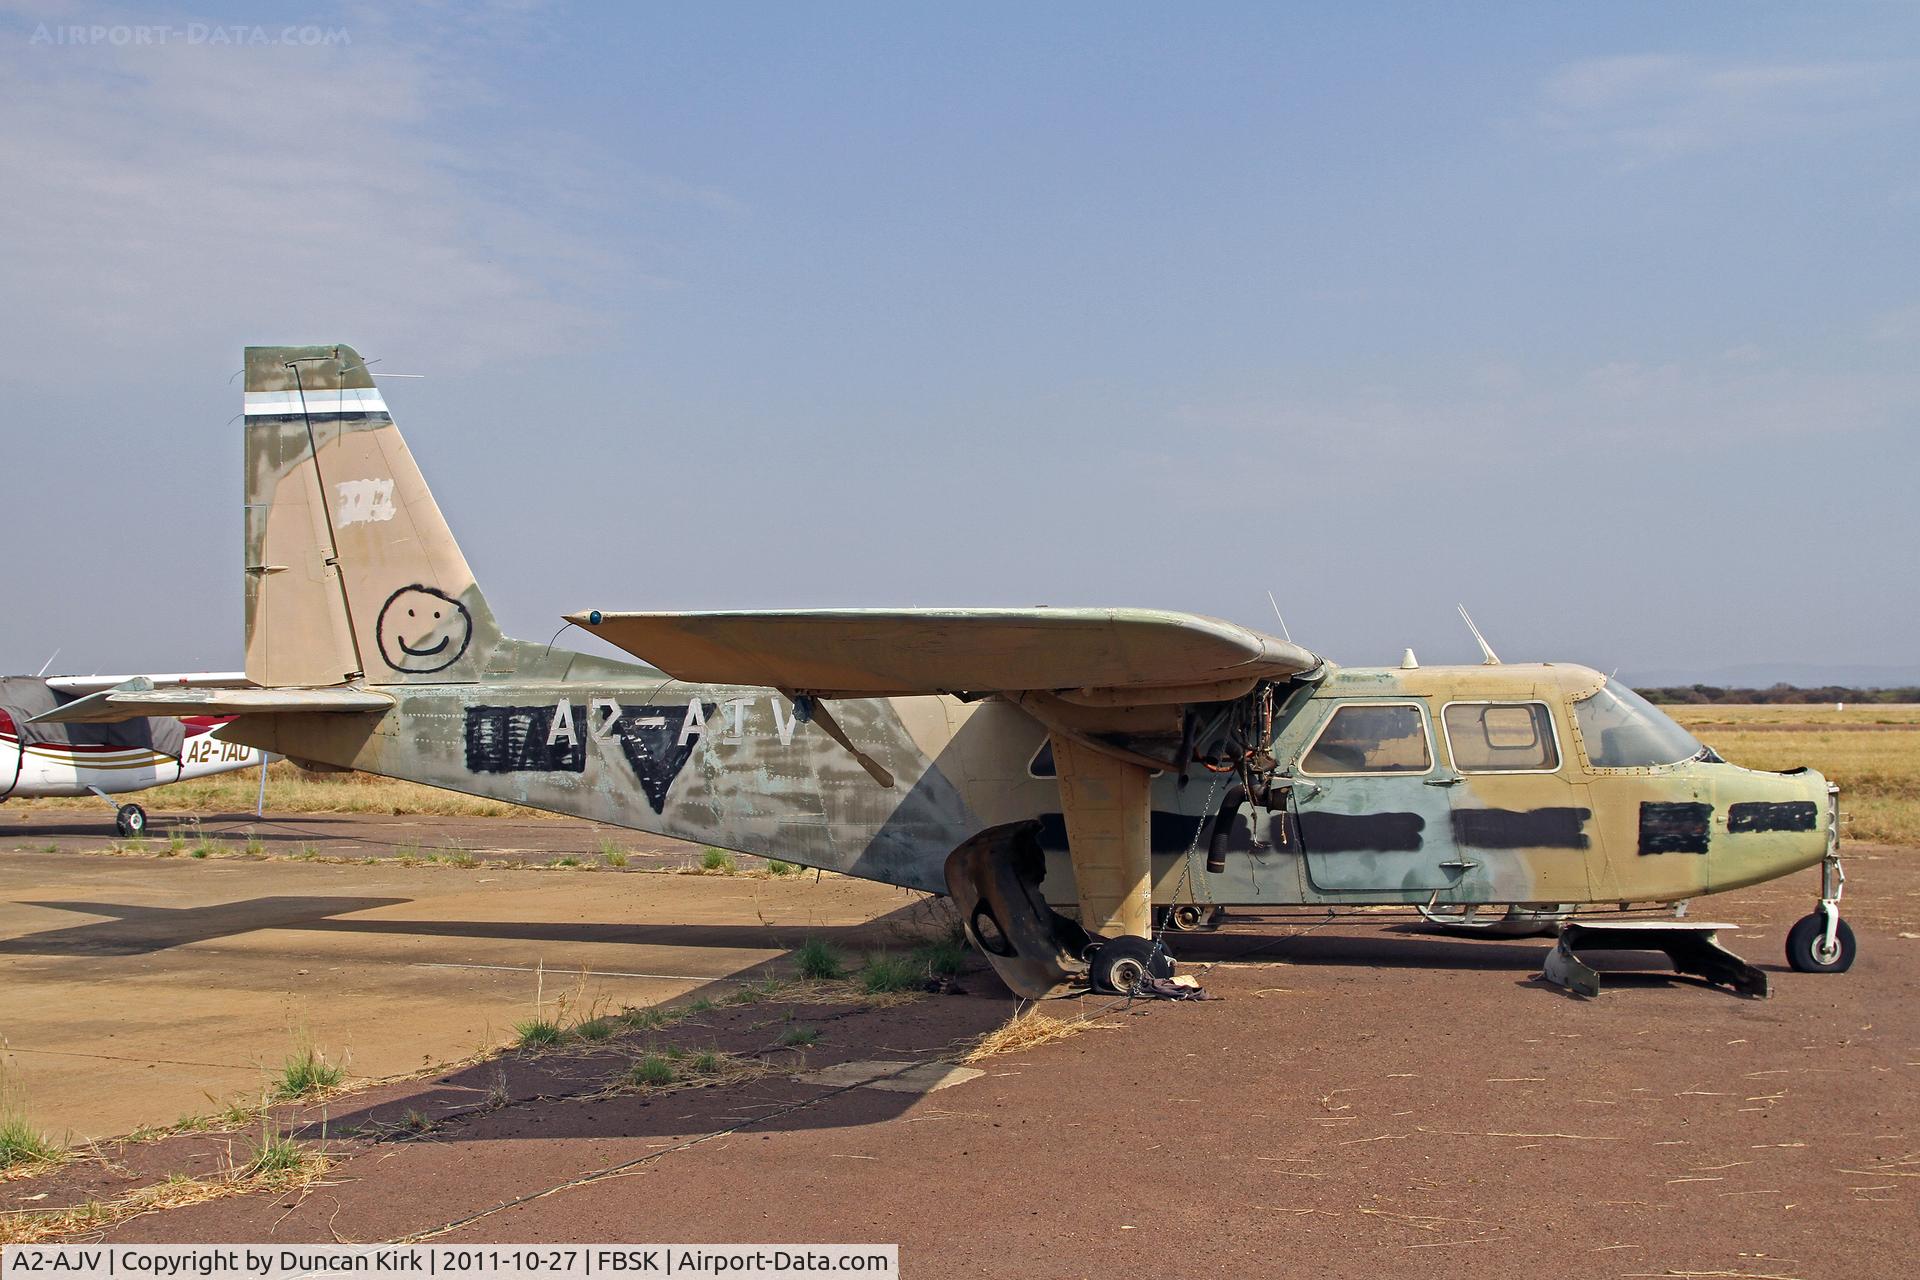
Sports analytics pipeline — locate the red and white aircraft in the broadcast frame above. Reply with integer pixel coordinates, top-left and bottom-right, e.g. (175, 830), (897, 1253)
(0, 672), (267, 835)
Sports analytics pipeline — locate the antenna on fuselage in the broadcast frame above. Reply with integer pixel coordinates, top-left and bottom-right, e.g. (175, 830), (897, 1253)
(1456, 604), (1501, 665)
(1265, 590), (1293, 644)
(34, 649), (59, 678)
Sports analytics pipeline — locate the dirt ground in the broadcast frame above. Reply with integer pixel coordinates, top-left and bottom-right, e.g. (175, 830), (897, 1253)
(0, 844), (921, 1137)
(0, 819), (1913, 1280)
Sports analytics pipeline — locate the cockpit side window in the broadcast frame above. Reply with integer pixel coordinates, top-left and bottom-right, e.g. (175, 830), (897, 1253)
(1443, 701), (1559, 773)
(1300, 703), (1432, 775)
(1572, 679), (1705, 769)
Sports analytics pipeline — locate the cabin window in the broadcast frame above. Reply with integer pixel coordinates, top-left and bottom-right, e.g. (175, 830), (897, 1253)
(1443, 702), (1559, 773)
(1300, 703), (1432, 775)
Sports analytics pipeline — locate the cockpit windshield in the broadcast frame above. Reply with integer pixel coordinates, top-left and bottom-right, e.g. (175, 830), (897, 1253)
(1572, 679), (1705, 768)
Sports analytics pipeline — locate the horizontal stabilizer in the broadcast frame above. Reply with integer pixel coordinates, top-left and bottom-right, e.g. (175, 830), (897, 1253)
(29, 680), (392, 725)
(568, 608), (1318, 698)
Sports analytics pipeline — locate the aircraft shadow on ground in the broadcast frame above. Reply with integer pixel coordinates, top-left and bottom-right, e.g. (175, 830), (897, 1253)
(0, 897), (413, 956)
(0, 897), (939, 957)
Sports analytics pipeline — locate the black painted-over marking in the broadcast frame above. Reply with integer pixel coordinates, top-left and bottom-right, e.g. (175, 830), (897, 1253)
(1451, 806), (1591, 850)
(1639, 801), (1712, 855)
(465, 705), (586, 775)
(608, 703), (711, 814)
(462, 702), (714, 814)
(1727, 800), (1818, 834)
(1297, 811), (1425, 853)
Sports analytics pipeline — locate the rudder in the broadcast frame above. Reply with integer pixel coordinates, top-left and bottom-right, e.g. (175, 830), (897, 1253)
(244, 344), (503, 687)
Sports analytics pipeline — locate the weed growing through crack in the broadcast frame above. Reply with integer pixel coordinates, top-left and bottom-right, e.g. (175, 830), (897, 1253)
(700, 847), (738, 873)
(241, 1118), (307, 1177)
(859, 953), (922, 995)
(514, 1018), (566, 1049)
(621, 1006), (671, 1031)
(0, 1110), (59, 1170)
(794, 937), (845, 981)
(917, 937), (970, 978)
(272, 1043), (344, 1100)
(628, 1054), (677, 1087)
(725, 977), (783, 1006)
(575, 1018), (615, 1043)
(766, 859), (796, 876)
(779, 1025), (821, 1048)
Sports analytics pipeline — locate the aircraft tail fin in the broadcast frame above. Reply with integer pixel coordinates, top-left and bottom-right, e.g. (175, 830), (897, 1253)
(243, 345), (505, 688)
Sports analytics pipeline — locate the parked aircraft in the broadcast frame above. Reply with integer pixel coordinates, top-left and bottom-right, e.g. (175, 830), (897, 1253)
(3, 672), (266, 834)
(37, 345), (1856, 997)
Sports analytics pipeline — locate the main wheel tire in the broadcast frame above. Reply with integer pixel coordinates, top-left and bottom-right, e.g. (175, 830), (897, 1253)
(1785, 913), (1855, 973)
(1088, 936), (1174, 995)
(1166, 904), (1207, 932)
(115, 804), (147, 838)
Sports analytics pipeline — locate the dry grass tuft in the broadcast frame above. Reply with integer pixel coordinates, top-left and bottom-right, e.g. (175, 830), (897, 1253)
(0, 1128), (330, 1244)
(962, 1008), (1121, 1064)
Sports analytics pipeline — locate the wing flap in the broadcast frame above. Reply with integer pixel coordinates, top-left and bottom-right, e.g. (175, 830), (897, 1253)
(568, 607), (1318, 697)
(29, 681), (393, 725)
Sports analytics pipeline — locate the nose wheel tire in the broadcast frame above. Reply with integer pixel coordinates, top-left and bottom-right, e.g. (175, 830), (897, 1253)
(114, 804), (147, 838)
(1785, 913), (1855, 973)
(1088, 937), (1174, 995)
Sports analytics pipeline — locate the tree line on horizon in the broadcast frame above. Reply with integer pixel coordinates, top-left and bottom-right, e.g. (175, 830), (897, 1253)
(1636, 684), (1920, 705)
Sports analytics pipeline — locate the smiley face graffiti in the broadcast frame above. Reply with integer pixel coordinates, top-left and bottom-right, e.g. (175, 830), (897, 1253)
(375, 585), (473, 674)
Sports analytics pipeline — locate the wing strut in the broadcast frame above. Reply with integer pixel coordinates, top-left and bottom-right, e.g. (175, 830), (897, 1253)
(788, 695), (895, 789)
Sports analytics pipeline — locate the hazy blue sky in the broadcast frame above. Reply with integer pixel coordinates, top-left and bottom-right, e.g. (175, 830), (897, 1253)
(2, 2), (1915, 680)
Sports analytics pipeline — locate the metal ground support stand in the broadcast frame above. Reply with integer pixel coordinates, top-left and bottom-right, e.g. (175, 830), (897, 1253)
(1542, 921), (1768, 999)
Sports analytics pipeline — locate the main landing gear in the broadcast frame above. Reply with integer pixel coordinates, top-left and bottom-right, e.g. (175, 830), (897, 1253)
(1086, 936), (1175, 995)
(1785, 846), (1854, 973)
(87, 786), (147, 838)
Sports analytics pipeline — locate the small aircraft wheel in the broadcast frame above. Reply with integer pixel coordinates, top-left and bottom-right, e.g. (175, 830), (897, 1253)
(1088, 936), (1174, 995)
(1165, 904), (1208, 932)
(115, 804), (148, 838)
(1785, 913), (1855, 973)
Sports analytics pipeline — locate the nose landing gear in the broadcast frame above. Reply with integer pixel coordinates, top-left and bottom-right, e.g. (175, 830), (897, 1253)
(1786, 846), (1854, 973)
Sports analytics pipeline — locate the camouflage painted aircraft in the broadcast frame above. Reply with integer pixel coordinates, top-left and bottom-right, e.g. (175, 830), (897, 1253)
(39, 345), (1856, 998)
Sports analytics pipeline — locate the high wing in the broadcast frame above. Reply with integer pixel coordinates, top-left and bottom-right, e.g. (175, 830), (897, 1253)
(568, 607), (1319, 701)
(28, 678), (392, 725)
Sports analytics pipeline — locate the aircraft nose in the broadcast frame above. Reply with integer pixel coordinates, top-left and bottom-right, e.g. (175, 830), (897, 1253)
(1707, 766), (1833, 893)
